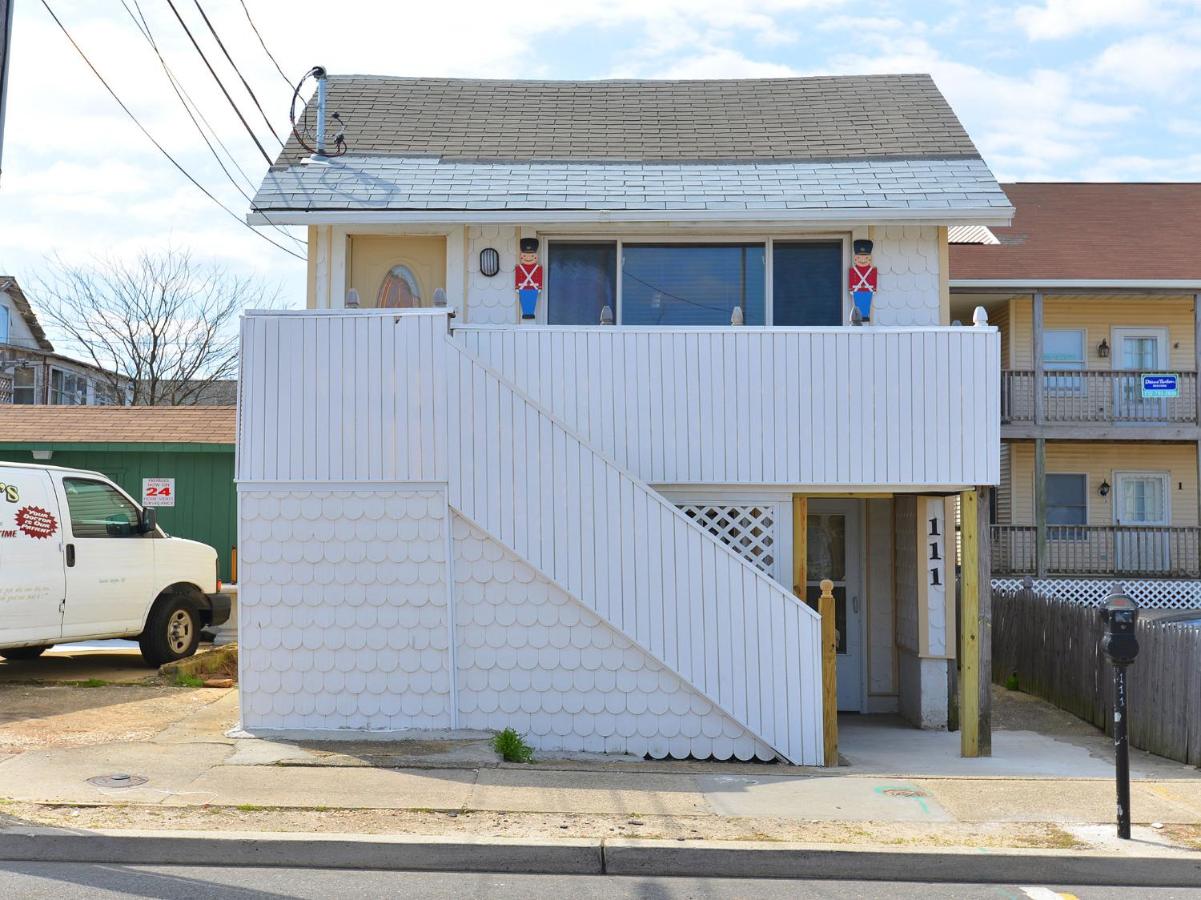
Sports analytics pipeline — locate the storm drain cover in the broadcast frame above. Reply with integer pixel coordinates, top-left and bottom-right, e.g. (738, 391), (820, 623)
(880, 788), (927, 799)
(87, 773), (148, 789)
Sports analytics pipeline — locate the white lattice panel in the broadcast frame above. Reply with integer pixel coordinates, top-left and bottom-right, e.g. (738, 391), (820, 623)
(677, 504), (778, 578)
(993, 578), (1201, 610)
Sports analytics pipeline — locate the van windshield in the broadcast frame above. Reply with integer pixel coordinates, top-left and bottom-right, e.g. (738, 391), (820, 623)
(63, 478), (140, 538)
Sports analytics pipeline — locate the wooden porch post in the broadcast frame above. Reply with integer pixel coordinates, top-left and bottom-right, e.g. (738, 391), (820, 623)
(1035, 438), (1047, 578)
(792, 495), (808, 599)
(819, 578), (838, 766)
(959, 487), (992, 757)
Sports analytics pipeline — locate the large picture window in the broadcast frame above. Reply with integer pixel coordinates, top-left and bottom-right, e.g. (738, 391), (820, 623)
(546, 239), (842, 326)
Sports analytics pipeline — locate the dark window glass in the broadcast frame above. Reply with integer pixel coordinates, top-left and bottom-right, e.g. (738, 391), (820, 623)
(772, 241), (844, 326)
(1046, 474), (1087, 525)
(622, 244), (765, 326)
(63, 478), (140, 538)
(547, 242), (616, 325)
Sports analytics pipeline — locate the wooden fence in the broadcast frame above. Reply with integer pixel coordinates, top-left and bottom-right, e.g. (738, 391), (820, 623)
(993, 584), (1201, 767)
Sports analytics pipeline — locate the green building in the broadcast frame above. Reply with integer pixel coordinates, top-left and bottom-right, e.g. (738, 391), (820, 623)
(0, 406), (237, 581)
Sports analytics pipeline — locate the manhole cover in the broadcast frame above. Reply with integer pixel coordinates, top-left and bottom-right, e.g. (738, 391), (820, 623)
(881, 788), (927, 799)
(86, 773), (148, 789)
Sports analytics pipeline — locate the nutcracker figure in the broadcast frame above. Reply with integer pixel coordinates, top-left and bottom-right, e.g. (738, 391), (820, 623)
(848, 239), (877, 323)
(515, 237), (543, 320)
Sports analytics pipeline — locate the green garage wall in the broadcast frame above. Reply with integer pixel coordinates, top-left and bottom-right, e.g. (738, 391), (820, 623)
(0, 445), (236, 582)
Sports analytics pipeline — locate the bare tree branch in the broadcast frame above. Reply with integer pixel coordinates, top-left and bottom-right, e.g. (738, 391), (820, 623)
(33, 248), (278, 405)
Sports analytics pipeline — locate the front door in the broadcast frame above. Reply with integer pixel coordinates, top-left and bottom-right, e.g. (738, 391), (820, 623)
(1113, 472), (1171, 574)
(806, 500), (864, 711)
(1113, 328), (1168, 420)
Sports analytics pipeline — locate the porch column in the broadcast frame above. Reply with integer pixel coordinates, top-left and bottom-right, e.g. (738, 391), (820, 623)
(1035, 438), (1047, 578)
(1032, 291), (1045, 426)
(959, 486), (993, 757)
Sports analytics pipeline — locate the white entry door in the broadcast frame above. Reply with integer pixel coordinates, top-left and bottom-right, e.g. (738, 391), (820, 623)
(1113, 328), (1168, 420)
(1114, 472), (1171, 574)
(805, 500), (864, 711)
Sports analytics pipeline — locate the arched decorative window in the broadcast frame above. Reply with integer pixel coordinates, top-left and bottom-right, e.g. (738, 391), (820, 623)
(376, 264), (422, 308)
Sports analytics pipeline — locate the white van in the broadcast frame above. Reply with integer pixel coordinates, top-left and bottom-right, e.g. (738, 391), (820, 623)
(0, 462), (230, 666)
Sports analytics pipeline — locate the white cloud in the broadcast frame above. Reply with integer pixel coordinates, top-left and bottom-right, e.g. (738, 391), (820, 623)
(1091, 33), (1201, 94)
(1014, 0), (1157, 40)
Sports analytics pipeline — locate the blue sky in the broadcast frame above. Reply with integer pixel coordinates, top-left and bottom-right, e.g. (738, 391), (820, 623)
(2, 0), (1199, 314)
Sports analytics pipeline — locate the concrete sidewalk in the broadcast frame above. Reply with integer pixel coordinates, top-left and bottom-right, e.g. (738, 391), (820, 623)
(0, 679), (1199, 862)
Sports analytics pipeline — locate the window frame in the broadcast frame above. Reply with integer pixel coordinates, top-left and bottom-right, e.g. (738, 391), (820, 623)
(0, 303), (9, 345)
(1043, 328), (1086, 395)
(62, 477), (145, 539)
(1045, 472), (1088, 542)
(542, 234), (850, 327)
(49, 367), (90, 406)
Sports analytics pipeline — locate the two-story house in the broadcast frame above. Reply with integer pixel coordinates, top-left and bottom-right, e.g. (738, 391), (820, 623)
(951, 184), (1201, 607)
(0, 277), (132, 405)
(237, 74), (1012, 764)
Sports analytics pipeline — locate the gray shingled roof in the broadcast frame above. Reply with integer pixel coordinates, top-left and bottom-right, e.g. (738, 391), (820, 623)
(252, 156), (1010, 217)
(279, 73), (980, 165)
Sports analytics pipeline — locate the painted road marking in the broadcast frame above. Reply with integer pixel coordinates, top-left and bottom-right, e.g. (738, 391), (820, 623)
(1020, 888), (1078, 900)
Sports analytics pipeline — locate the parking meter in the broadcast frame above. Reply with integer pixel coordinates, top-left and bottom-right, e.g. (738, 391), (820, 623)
(1100, 593), (1139, 665)
(1098, 587), (1139, 840)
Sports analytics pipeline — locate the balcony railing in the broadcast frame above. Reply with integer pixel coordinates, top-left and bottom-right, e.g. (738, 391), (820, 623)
(992, 524), (1201, 578)
(1001, 370), (1198, 425)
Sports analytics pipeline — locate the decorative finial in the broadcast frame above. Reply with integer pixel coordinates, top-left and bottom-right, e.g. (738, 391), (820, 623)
(973, 306), (989, 327)
(849, 306), (863, 327)
(346, 288), (360, 309)
(433, 288), (447, 308)
(730, 305), (744, 326)
(599, 304), (614, 325)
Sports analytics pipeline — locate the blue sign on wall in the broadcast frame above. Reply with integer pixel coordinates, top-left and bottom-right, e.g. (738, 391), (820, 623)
(1141, 373), (1179, 398)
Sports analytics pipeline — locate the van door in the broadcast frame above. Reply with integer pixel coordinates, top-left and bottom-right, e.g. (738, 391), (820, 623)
(55, 475), (157, 639)
(0, 466), (66, 645)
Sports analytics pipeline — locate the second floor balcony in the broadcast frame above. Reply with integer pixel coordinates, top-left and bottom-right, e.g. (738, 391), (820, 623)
(1001, 369), (1200, 436)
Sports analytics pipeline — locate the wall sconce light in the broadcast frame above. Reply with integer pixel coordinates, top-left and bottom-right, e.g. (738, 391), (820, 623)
(1098, 338), (1110, 358)
(1099, 480), (1111, 497)
(31, 449), (53, 461)
(479, 248), (500, 277)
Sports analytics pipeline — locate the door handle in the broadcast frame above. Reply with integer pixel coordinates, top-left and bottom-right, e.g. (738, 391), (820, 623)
(66, 544), (75, 567)
(851, 594), (860, 615)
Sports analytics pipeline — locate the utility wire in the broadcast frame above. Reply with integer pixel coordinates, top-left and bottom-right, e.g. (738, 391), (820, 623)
(189, 0), (283, 147)
(38, 0), (305, 261)
(237, 0), (292, 89)
(123, 0), (303, 247)
(163, 0), (274, 165)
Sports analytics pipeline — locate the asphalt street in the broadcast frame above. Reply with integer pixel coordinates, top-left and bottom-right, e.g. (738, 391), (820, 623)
(1, 864), (1199, 900)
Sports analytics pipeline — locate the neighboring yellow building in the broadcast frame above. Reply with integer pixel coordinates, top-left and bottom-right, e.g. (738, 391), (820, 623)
(951, 183), (1201, 601)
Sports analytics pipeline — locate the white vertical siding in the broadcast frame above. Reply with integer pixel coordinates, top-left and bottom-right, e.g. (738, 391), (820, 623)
(447, 337), (824, 764)
(455, 326), (1000, 488)
(238, 310), (448, 483)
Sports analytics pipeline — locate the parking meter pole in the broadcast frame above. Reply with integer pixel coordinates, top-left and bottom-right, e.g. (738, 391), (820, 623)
(1100, 585), (1138, 842)
(1113, 663), (1131, 840)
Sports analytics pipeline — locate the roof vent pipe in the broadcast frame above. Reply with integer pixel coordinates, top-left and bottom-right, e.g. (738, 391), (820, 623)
(313, 66), (328, 156)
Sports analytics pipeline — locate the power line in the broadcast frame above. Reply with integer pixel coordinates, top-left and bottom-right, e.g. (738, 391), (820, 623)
(122, 0), (302, 248)
(189, 0), (283, 148)
(162, 0), (273, 165)
(38, 0), (305, 261)
(237, 0), (292, 89)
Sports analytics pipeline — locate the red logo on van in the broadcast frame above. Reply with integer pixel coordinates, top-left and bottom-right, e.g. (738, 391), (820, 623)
(16, 506), (57, 539)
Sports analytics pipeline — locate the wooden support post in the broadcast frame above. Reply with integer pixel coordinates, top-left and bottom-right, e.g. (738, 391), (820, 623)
(959, 488), (992, 757)
(819, 578), (838, 766)
(1032, 291), (1045, 426)
(792, 495), (808, 598)
(1035, 437), (1047, 578)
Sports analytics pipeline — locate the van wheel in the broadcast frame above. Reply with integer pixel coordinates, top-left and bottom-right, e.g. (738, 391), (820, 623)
(139, 595), (201, 667)
(0, 645), (50, 661)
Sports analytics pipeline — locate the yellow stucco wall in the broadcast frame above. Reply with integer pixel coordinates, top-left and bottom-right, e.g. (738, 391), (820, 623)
(346, 235), (448, 308)
(1007, 442), (1199, 527)
(1006, 295), (1196, 370)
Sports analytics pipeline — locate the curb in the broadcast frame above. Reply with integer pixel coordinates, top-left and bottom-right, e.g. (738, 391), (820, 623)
(1, 830), (1199, 887)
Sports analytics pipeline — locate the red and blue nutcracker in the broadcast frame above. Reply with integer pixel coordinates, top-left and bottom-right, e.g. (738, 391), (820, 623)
(848, 239), (877, 323)
(515, 237), (543, 320)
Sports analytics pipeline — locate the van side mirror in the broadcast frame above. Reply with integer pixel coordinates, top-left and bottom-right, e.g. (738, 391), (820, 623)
(140, 507), (158, 535)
